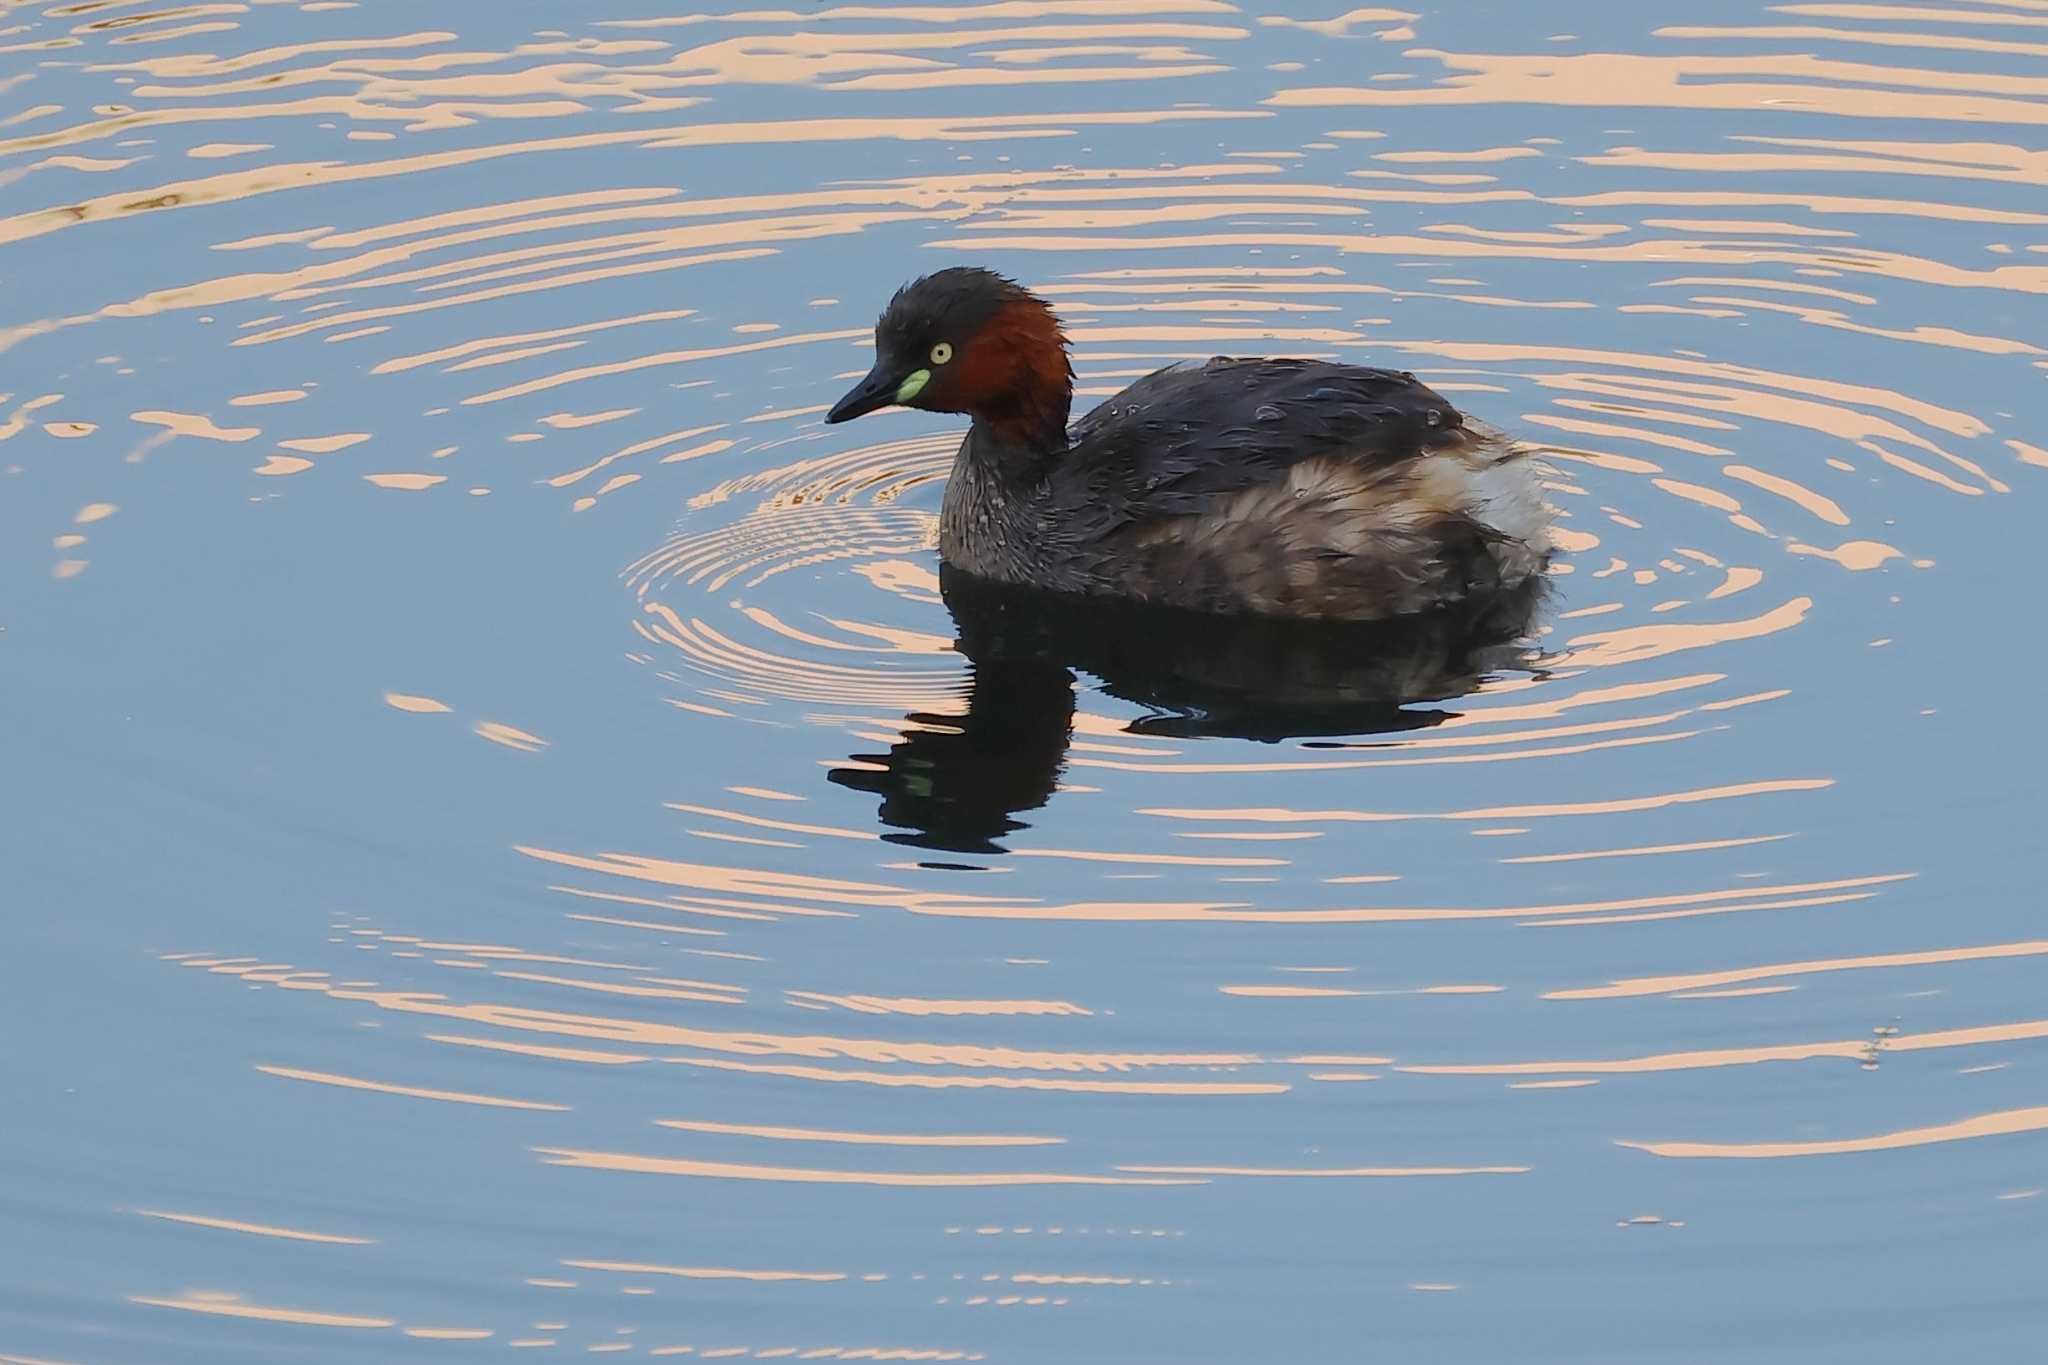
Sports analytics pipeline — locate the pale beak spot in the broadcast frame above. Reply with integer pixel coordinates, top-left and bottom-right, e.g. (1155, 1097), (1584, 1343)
(895, 368), (931, 404)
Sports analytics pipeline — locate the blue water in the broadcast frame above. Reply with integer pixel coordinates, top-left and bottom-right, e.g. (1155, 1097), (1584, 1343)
(4, 2), (2044, 1361)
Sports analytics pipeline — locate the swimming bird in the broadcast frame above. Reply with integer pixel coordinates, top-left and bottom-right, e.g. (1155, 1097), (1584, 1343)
(825, 267), (1551, 621)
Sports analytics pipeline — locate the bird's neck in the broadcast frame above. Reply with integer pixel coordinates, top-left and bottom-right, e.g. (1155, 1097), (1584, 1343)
(962, 409), (1068, 487)
(940, 421), (1070, 585)
(965, 387), (1071, 458)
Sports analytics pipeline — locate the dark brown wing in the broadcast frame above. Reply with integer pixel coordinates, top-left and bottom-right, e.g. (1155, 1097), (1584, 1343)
(1048, 358), (1468, 534)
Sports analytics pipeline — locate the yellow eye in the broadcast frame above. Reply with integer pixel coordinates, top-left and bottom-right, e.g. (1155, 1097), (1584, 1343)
(930, 341), (953, 366)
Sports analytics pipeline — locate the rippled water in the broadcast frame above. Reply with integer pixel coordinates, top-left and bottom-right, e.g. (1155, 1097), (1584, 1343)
(6, 1), (2047, 1361)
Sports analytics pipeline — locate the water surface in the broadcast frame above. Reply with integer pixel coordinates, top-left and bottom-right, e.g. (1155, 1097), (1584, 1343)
(4, 2), (2046, 1361)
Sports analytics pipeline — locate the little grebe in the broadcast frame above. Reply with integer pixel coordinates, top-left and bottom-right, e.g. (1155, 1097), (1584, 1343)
(825, 267), (1551, 621)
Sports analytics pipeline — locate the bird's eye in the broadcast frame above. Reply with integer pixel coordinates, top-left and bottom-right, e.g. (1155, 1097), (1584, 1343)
(930, 341), (953, 366)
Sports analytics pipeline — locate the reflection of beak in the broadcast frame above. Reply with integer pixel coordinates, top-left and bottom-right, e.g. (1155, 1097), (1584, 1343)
(826, 363), (930, 424)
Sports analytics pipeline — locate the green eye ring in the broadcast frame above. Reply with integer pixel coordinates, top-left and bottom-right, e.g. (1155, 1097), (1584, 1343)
(930, 341), (953, 365)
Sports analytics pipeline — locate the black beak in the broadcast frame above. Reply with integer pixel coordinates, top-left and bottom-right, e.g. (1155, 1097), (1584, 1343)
(825, 362), (904, 425)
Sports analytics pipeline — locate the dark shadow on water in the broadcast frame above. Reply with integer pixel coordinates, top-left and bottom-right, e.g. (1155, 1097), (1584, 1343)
(828, 566), (1548, 854)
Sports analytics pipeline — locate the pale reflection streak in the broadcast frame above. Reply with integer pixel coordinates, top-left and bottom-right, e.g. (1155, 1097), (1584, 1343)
(1268, 49), (2048, 127)
(1141, 779), (1835, 827)
(133, 1210), (374, 1245)
(303, 978), (1270, 1077)
(938, 227), (2048, 303)
(782, 990), (1094, 1016)
(18, 143), (2047, 394)
(1067, 729), (1703, 775)
(655, 1119), (1063, 1147)
(535, 1150), (1204, 1187)
(174, 945), (1300, 1116)
(1548, 940), (2048, 1000)
(896, 874), (1909, 925)
(0, 107), (1268, 265)
(1500, 833), (1793, 864)
(1402, 1020), (2048, 1077)
(561, 1259), (844, 1283)
(129, 1295), (395, 1329)
(662, 1056), (1288, 1096)
(510, 780), (1896, 926)
(1655, 22), (2048, 60)
(1117, 1162), (1526, 1178)
(1622, 1106), (2048, 1160)
(161, 930), (2048, 1104)
(254, 1064), (569, 1111)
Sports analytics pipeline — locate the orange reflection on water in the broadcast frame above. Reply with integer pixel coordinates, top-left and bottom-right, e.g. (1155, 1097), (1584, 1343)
(1116, 1162), (1526, 1178)
(490, 970), (742, 1005)
(1562, 597), (1811, 669)
(1502, 833), (1792, 864)
(535, 1148), (1203, 1187)
(1394, 344), (1989, 442)
(1658, 21), (2048, 60)
(903, 873), (1906, 925)
(1524, 413), (1730, 457)
(1403, 1019), (2048, 1078)
(783, 991), (1091, 1017)
(255, 1064), (568, 1111)
(1548, 939), (2048, 1001)
(133, 1210), (373, 1245)
(382, 308), (693, 380)
(431, 1034), (651, 1066)
(1278, 711), (1700, 755)
(521, 844), (920, 916)
(1622, 1105), (2048, 1160)
(1067, 728), (1703, 776)
(475, 721), (549, 752)
(130, 1294), (393, 1328)
(1270, 48), (2048, 128)
(1218, 985), (1363, 999)
(663, 1056), (1288, 1096)
(129, 409), (257, 442)
(1141, 778), (1833, 828)
(1721, 464), (1848, 524)
(1786, 539), (1903, 571)
(1510, 1079), (1599, 1090)
(563, 1259), (845, 1283)
(315, 977), (1265, 1081)
(656, 1118), (1063, 1147)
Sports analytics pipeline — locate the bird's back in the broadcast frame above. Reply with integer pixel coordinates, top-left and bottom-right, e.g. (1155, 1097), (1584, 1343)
(1026, 358), (1549, 620)
(1057, 358), (1468, 517)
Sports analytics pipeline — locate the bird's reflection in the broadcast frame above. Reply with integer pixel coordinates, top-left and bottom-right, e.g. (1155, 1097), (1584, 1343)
(828, 567), (1546, 853)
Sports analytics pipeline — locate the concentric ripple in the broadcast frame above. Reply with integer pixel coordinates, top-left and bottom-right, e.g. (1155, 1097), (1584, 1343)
(616, 297), (1987, 778)
(625, 432), (962, 708)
